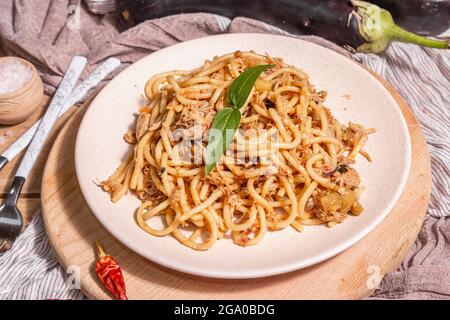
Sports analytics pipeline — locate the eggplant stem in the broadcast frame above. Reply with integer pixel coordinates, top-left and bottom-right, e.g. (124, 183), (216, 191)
(387, 25), (449, 49)
(351, 0), (449, 53)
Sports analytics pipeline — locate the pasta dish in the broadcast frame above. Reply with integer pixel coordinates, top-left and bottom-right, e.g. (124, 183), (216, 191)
(102, 51), (375, 251)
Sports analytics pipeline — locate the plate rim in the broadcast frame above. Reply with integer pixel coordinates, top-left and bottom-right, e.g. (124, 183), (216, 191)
(74, 33), (412, 279)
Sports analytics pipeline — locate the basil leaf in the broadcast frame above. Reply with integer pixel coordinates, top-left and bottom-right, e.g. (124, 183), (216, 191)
(227, 64), (274, 109)
(205, 108), (241, 175)
(204, 64), (274, 175)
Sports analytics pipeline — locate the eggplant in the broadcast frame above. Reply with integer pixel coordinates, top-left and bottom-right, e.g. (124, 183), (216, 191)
(371, 0), (450, 36)
(116, 0), (449, 53)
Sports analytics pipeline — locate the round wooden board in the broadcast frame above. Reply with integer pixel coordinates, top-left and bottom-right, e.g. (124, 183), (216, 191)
(41, 73), (431, 300)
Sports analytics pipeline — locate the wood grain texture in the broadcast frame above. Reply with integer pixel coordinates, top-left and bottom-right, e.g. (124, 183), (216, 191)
(0, 47), (74, 197)
(0, 98), (77, 195)
(16, 198), (41, 227)
(0, 51), (44, 235)
(0, 97), (76, 227)
(41, 74), (431, 300)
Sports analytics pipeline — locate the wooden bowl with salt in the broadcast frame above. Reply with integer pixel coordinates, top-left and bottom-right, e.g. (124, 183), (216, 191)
(0, 57), (44, 125)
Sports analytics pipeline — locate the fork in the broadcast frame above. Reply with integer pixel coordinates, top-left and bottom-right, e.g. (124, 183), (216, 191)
(0, 56), (87, 250)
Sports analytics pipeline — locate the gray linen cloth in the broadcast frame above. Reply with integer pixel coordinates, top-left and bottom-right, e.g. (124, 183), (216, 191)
(0, 0), (449, 300)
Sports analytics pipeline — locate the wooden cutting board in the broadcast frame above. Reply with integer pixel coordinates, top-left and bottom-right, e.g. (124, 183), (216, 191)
(41, 73), (431, 300)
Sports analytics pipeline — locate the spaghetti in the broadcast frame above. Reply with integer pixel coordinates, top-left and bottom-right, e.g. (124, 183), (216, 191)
(102, 51), (375, 250)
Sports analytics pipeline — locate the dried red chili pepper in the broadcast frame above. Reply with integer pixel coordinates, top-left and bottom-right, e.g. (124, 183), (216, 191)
(95, 241), (128, 300)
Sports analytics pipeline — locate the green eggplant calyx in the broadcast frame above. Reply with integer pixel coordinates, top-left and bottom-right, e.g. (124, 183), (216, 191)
(351, 0), (449, 53)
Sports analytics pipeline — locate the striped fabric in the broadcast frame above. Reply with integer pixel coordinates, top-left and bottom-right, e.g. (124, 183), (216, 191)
(355, 46), (450, 219)
(0, 213), (84, 299)
(0, 12), (448, 299)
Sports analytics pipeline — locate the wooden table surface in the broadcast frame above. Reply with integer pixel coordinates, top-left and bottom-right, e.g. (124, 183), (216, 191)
(0, 49), (431, 300)
(0, 49), (76, 229)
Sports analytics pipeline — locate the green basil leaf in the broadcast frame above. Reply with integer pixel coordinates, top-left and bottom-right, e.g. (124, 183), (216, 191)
(205, 108), (241, 175)
(227, 64), (274, 109)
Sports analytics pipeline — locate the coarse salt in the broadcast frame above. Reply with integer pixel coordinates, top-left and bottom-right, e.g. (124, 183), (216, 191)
(0, 60), (33, 95)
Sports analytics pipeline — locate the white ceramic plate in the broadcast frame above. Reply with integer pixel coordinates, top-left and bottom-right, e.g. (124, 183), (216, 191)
(75, 34), (411, 279)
